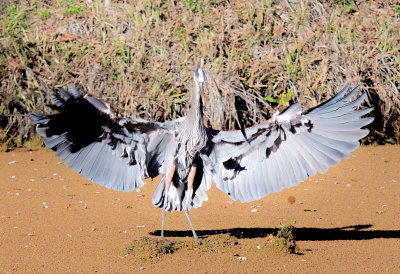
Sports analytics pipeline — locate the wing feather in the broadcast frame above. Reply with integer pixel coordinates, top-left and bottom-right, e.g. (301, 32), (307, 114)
(202, 85), (373, 202)
(32, 86), (179, 192)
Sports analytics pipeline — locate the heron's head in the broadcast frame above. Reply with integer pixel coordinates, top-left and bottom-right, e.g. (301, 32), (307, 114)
(194, 67), (205, 101)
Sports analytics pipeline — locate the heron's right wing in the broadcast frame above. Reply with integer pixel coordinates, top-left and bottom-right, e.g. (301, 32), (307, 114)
(200, 85), (373, 202)
(31, 85), (180, 192)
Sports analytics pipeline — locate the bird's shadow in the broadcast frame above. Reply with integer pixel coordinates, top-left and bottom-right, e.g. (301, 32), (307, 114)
(150, 224), (400, 241)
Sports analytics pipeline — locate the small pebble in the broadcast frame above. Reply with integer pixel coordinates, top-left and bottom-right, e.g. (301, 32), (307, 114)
(8, 160), (17, 164)
(251, 208), (258, 213)
(288, 196), (296, 204)
(136, 225), (145, 228)
(237, 256), (247, 261)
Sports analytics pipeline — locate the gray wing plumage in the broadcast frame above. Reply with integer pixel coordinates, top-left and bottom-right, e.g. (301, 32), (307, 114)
(31, 85), (180, 192)
(201, 85), (373, 202)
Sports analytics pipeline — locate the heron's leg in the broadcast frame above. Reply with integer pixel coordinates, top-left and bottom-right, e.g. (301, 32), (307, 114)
(160, 162), (175, 240)
(184, 209), (199, 243)
(164, 161), (176, 195)
(183, 166), (199, 242)
(187, 166), (197, 191)
(184, 166), (197, 210)
(160, 208), (166, 240)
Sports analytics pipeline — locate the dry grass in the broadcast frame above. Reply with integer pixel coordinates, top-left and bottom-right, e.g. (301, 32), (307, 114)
(1, 0), (399, 149)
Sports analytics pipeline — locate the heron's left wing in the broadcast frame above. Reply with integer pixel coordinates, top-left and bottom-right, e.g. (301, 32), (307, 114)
(200, 85), (373, 202)
(31, 85), (180, 192)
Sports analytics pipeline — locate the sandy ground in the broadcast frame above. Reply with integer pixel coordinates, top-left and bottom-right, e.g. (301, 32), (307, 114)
(0, 146), (399, 273)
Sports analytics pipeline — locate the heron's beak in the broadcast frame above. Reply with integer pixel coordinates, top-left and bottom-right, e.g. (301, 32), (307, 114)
(199, 82), (205, 102)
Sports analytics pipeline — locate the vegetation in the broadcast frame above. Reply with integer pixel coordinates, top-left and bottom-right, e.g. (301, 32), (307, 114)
(0, 0), (399, 150)
(253, 221), (299, 254)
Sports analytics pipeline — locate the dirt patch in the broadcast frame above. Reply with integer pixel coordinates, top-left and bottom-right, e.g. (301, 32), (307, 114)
(0, 146), (400, 272)
(255, 221), (300, 255)
(126, 237), (183, 264)
(127, 234), (239, 264)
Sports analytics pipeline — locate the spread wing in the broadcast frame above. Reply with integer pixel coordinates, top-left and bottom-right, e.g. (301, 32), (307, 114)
(200, 85), (374, 202)
(31, 85), (180, 191)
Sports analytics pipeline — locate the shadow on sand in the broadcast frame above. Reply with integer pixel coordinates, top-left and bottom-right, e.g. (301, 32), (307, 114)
(150, 224), (400, 241)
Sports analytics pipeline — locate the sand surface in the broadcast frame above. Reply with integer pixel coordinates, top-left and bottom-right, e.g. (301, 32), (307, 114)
(0, 146), (399, 273)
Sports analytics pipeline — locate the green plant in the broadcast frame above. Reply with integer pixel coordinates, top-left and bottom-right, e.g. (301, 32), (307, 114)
(263, 89), (293, 106)
(5, 3), (29, 36)
(40, 10), (50, 20)
(62, 2), (85, 16)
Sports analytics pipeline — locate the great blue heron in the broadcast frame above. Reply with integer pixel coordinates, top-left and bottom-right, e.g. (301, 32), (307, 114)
(31, 67), (373, 242)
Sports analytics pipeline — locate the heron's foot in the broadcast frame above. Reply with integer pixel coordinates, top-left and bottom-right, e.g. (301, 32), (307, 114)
(193, 235), (202, 244)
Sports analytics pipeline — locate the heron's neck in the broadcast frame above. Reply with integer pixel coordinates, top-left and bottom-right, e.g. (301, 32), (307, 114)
(194, 83), (203, 120)
(175, 81), (207, 165)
